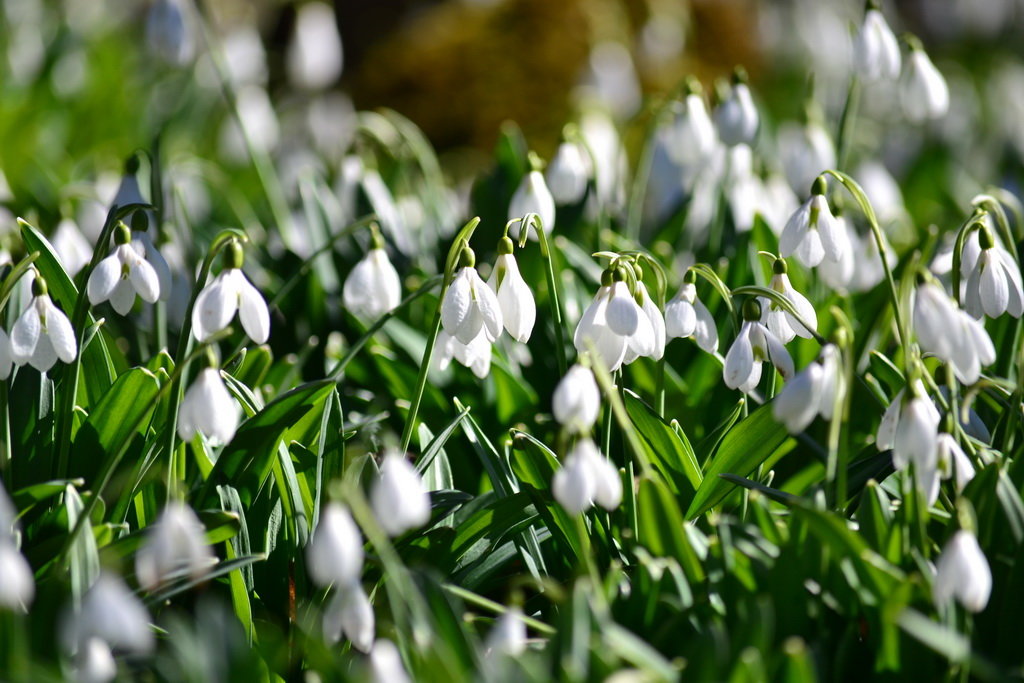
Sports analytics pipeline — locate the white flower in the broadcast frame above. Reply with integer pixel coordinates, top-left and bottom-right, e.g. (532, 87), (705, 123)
(893, 395), (940, 472)
(146, 0), (195, 65)
(913, 282), (995, 384)
(436, 329), (492, 379)
(631, 282), (666, 362)
(552, 364), (600, 433)
(936, 433), (974, 494)
(854, 8), (901, 82)
(368, 639), (411, 683)
(723, 305), (794, 394)
(131, 231), (173, 302)
(485, 607), (528, 658)
(177, 368), (240, 445)
(193, 258), (270, 344)
(10, 278), (77, 372)
(671, 90), (718, 164)
(901, 45), (949, 122)
(370, 453), (431, 537)
(286, 1), (343, 90)
(488, 246), (536, 343)
(573, 280), (628, 372)
(552, 438), (621, 514)
(665, 281), (718, 352)
(69, 574), (155, 655)
(509, 170), (556, 239)
(546, 142), (589, 205)
(760, 262), (817, 343)
(772, 344), (841, 433)
(780, 185), (845, 268)
(51, 218), (92, 277)
(307, 503), (363, 588)
(778, 119), (836, 196)
(343, 247), (402, 320)
(87, 226), (161, 315)
(135, 502), (215, 591)
(963, 233), (1023, 319)
(323, 583), (374, 652)
(933, 530), (991, 612)
(441, 263), (503, 345)
(714, 74), (759, 146)
(73, 637), (117, 683)
(0, 543), (34, 611)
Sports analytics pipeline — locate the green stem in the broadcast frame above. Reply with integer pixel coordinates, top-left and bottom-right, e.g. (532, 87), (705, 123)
(441, 584), (556, 635)
(835, 77), (861, 172)
(536, 221), (568, 376)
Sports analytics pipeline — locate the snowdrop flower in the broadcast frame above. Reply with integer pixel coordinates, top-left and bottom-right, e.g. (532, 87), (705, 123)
(901, 39), (949, 122)
(817, 213), (857, 291)
(854, 6), (901, 82)
(485, 607), (528, 657)
(111, 161), (173, 301)
(761, 259), (817, 343)
(177, 368), (240, 445)
(51, 218), (92, 277)
(552, 438), (622, 514)
(934, 530), (991, 612)
(963, 228), (1023, 318)
(546, 141), (589, 205)
(441, 250), (503, 345)
(714, 69), (759, 146)
(667, 82), (718, 165)
(0, 543), (34, 611)
(192, 241), (270, 344)
(778, 116), (836, 195)
(436, 329), (492, 379)
(624, 281), (664, 363)
(368, 639), (411, 683)
(913, 281), (995, 384)
(323, 583), (374, 652)
(488, 238), (536, 343)
(780, 177), (845, 268)
(135, 502), (215, 591)
(343, 235), (402, 320)
(552, 364), (600, 433)
(724, 300), (794, 394)
(573, 270), (645, 372)
(146, 0), (195, 65)
(665, 274), (718, 352)
(936, 432), (974, 494)
(773, 344), (841, 433)
(87, 222), (161, 315)
(11, 276), (77, 372)
(307, 503), (363, 588)
(509, 168), (556, 239)
(892, 393), (940, 473)
(70, 574), (155, 655)
(371, 453), (431, 537)
(286, 1), (343, 90)
(73, 637), (117, 683)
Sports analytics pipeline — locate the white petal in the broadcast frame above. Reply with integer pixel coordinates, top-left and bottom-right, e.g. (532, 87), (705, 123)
(471, 270), (504, 342)
(110, 279), (137, 315)
(723, 323), (755, 390)
(693, 299), (719, 352)
(42, 299), (77, 364)
(442, 269), (480, 345)
(235, 271), (271, 344)
(773, 363), (823, 433)
(192, 275), (236, 342)
(552, 451), (595, 514)
(130, 257), (161, 304)
(638, 284), (666, 360)
(760, 325), (794, 379)
(605, 282), (639, 336)
(87, 254), (121, 305)
(0, 330), (12, 380)
(10, 303), (41, 365)
(664, 298), (696, 339)
(795, 228), (825, 267)
(779, 200), (811, 258)
(980, 252), (1009, 318)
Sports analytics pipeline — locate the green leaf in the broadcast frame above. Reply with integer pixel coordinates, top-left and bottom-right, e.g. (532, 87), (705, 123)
(143, 554), (266, 605)
(686, 402), (790, 519)
(624, 390), (702, 498)
(65, 484), (100, 602)
(636, 477), (705, 582)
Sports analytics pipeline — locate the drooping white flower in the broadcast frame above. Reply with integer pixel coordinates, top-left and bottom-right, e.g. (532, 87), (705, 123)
(913, 281), (995, 384)
(131, 231), (173, 302)
(193, 242), (270, 344)
(73, 637), (117, 683)
(87, 223), (161, 315)
(436, 329), (492, 379)
(772, 344), (841, 433)
(509, 169), (556, 239)
(70, 574), (155, 655)
(665, 279), (718, 352)
(892, 394), (940, 473)
(963, 230), (1023, 319)
(933, 530), (991, 613)
(343, 246), (402, 320)
(552, 364), (601, 433)
(546, 141), (590, 205)
(441, 256), (504, 346)
(572, 275), (631, 372)
(371, 453), (431, 537)
(778, 118), (836, 196)
(485, 607), (528, 658)
(780, 179), (845, 268)
(0, 543), (34, 611)
(135, 502), (215, 591)
(307, 503), (363, 589)
(760, 260), (817, 343)
(723, 301), (794, 394)
(667, 86), (718, 165)
(552, 438), (621, 514)
(10, 276), (77, 372)
(286, 1), (343, 90)
(488, 241), (536, 343)
(901, 42), (949, 123)
(854, 8), (901, 82)
(51, 218), (92, 277)
(146, 0), (195, 66)
(368, 639), (411, 683)
(936, 433), (974, 494)
(177, 368), (240, 445)
(714, 71), (759, 146)
(323, 583), (374, 652)
(634, 282), (666, 361)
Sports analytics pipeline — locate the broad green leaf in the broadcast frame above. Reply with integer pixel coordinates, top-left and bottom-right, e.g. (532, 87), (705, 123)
(636, 477), (705, 582)
(624, 390), (702, 498)
(65, 484), (100, 602)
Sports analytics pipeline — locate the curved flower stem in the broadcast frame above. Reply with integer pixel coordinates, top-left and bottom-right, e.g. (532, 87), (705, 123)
(973, 194), (1018, 256)
(399, 218), (481, 454)
(829, 306), (856, 511)
(950, 209), (987, 306)
(691, 263), (738, 336)
(730, 285), (828, 345)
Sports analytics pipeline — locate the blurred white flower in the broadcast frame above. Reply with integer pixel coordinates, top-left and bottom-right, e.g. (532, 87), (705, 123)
(546, 141), (590, 205)
(760, 261), (817, 343)
(901, 44), (949, 123)
(368, 639), (411, 683)
(146, 0), (195, 66)
(913, 282), (995, 384)
(714, 73), (759, 147)
(935, 433), (974, 494)
(485, 607), (528, 657)
(0, 543), (34, 611)
(670, 89), (718, 166)
(854, 8), (901, 82)
(773, 344), (841, 433)
(193, 246), (270, 344)
(934, 530), (991, 613)
(87, 224), (161, 315)
(778, 119), (836, 195)
(69, 574), (155, 655)
(963, 231), (1023, 319)
(51, 218), (92, 277)
(552, 364), (601, 433)
(177, 368), (240, 445)
(893, 394), (940, 474)
(11, 277), (77, 372)
(580, 41), (641, 120)
(323, 583), (374, 653)
(625, 281), (664, 363)
(307, 503), (363, 588)
(286, 2), (343, 90)
(780, 182), (846, 268)
(665, 280), (718, 352)
(218, 86), (279, 161)
(436, 329), (492, 379)
(343, 247), (402, 320)
(488, 244), (536, 343)
(441, 263), (503, 345)
(371, 453), (431, 537)
(552, 438), (621, 514)
(509, 170), (556, 239)
(73, 637), (117, 683)
(723, 303), (794, 394)
(135, 502), (215, 591)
